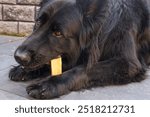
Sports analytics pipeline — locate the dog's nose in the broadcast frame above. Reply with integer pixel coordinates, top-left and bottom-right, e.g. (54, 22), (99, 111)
(14, 49), (31, 65)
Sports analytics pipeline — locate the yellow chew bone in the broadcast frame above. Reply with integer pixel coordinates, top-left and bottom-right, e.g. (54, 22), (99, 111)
(51, 56), (62, 76)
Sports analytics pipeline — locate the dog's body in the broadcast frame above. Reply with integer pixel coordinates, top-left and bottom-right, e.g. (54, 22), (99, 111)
(9, 0), (150, 99)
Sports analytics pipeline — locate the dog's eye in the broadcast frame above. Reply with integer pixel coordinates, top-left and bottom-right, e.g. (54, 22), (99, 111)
(52, 31), (62, 37)
(51, 24), (63, 37)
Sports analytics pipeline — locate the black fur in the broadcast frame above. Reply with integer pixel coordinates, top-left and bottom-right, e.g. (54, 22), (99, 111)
(9, 0), (150, 99)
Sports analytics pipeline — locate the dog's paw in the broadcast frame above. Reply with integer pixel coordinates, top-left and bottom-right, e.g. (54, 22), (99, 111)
(9, 66), (29, 81)
(26, 80), (57, 99)
(26, 78), (68, 99)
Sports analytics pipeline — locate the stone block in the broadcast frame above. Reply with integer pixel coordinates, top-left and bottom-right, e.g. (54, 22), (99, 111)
(35, 6), (40, 19)
(3, 5), (35, 21)
(17, 0), (41, 5)
(0, 21), (18, 34)
(19, 22), (34, 35)
(1, 0), (16, 4)
(0, 4), (2, 20)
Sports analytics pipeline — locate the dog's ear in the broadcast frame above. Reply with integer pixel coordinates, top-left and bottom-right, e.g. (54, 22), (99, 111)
(77, 0), (108, 49)
(76, 0), (108, 49)
(77, 0), (109, 68)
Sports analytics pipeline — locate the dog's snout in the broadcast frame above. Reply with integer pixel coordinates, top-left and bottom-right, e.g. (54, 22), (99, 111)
(14, 49), (31, 65)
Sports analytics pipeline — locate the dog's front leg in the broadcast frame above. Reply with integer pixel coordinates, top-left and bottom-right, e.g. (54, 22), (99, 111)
(26, 65), (89, 99)
(26, 57), (146, 99)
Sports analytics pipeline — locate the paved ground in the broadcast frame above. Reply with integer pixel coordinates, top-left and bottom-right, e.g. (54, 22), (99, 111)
(0, 35), (150, 100)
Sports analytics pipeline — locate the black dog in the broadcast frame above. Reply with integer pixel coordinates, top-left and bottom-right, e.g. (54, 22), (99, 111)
(9, 0), (150, 99)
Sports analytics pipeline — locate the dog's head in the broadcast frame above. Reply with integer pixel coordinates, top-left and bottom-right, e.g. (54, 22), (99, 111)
(14, 0), (108, 71)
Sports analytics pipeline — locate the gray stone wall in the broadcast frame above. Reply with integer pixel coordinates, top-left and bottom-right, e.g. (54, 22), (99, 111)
(0, 0), (41, 36)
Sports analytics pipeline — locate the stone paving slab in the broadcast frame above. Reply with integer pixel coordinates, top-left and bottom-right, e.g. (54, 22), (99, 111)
(0, 36), (24, 56)
(0, 35), (150, 100)
(0, 69), (29, 96)
(0, 35), (22, 44)
(0, 90), (27, 100)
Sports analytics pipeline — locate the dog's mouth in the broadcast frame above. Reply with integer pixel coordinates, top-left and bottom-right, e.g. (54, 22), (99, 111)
(21, 64), (48, 72)
(21, 54), (69, 72)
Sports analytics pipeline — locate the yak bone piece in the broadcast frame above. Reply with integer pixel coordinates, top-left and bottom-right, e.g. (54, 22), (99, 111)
(51, 56), (62, 76)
